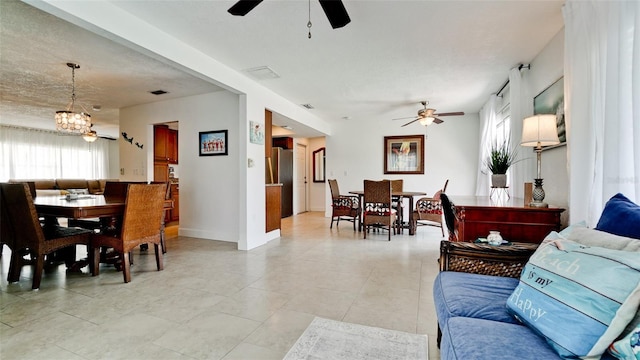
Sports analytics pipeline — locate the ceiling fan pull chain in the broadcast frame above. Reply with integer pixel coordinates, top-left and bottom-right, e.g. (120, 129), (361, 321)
(307, 0), (312, 39)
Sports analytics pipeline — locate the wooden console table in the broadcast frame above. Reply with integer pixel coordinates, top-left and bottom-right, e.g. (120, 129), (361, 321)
(449, 196), (564, 244)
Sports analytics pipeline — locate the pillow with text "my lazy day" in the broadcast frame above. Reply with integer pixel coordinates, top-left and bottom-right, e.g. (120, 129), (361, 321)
(506, 239), (640, 359)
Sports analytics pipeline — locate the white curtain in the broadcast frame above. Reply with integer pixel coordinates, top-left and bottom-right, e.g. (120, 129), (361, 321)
(476, 95), (498, 196)
(564, 0), (640, 226)
(508, 67), (534, 199)
(0, 126), (110, 181)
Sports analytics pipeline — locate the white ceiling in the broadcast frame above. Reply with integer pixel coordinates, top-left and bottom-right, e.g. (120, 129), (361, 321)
(0, 0), (565, 139)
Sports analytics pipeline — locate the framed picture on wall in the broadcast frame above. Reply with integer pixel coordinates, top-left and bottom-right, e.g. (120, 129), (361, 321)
(534, 76), (566, 149)
(383, 135), (424, 174)
(199, 130), (228, 156)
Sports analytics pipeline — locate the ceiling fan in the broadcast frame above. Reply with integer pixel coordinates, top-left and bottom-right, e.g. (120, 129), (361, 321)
(228, 0), (351, 29)
(393, 101), (464, 127)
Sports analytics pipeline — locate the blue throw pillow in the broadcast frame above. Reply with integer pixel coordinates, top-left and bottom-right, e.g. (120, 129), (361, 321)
(596, 193), (640, 239)
(506, 239), (640, 359)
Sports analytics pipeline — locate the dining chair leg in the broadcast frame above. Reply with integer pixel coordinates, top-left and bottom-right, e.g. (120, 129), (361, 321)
(32, 254), (45, 289)
(8, 250), (22, 282)
(154, 244), (164, 271)
(122, 252), (131, 283)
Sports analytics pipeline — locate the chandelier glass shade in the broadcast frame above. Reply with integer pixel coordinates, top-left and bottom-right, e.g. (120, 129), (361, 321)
(56, 63), (92, 134)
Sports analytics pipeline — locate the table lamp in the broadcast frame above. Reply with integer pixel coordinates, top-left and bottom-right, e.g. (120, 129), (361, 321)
(521, 114), (560, 208)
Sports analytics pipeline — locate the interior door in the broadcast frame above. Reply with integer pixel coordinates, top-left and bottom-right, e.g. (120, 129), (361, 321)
(295, 144), (307, 214)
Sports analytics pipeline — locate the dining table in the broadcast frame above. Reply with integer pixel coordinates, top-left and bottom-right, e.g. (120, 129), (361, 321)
(348, 190), (427, 235)
(35, 194), (173, 252)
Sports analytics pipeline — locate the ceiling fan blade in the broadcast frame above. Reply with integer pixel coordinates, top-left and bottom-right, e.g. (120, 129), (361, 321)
(318, 0), (351, 29)
(433, 112), (464, 117)
(228, 0), (263, 16)
(401, 118), (420, 127)
(433, 118), (444, 124)
(392, 116), (418, 121)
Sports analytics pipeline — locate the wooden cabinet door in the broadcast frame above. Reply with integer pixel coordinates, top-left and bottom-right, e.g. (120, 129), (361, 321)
(170, 184), (179, 221)
(154, 163), (168, 182)
(154, 126), (169, 161)
(168, 129), (178, 164)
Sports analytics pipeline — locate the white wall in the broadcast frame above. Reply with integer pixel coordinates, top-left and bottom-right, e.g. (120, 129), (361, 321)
(524, 29), (569, 224)
(120, 91), (241, 243)
(308, 137), (327, 212)
(107, 139), (120, 179)
(326, 113), (480, 217)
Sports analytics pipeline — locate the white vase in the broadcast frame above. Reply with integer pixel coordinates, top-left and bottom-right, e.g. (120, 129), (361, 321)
(487, 231), (503, 245)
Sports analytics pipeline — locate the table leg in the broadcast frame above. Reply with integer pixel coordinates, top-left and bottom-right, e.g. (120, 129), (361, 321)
(408, 196), (416, 235)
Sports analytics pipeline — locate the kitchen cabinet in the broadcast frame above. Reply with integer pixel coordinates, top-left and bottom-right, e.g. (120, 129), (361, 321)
(154, 163), (169, 182)
(154, 125), (178, 163)
(170, 184), (179, 221)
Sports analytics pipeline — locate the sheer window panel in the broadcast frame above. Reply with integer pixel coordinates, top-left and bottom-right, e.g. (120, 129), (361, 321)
(0, 125), (110, 181)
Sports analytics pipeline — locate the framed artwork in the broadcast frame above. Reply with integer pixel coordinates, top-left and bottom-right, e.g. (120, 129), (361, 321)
(199, 130), (228, 156)
(534, 77), (566, 149)
(384, 135), (424, 174)
(249, 121), (264, 145)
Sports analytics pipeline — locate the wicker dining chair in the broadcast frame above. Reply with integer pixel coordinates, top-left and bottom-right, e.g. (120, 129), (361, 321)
(0, 182), (94, 289)
(91, 183), (166, 283)
(412, 179), (449, 237)
(363, 180), (397, 241)
(328, 179), (360, 230)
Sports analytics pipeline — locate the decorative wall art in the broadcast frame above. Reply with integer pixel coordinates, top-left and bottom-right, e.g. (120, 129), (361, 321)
(534, 77), (566, 149)
(383, 135), (425, 174)
(199, 130), (228, 156)
(250, 121), (265, 145)
(121, 132), (144, 149)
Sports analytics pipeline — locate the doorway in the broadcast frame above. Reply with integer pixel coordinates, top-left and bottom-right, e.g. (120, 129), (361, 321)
(295, 143), (308, 214)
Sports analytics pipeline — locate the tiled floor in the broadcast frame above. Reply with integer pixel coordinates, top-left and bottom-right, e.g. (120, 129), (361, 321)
(0, 212), (443, 359)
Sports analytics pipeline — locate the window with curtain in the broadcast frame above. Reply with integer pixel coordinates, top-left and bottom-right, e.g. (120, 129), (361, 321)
(0, 125), (110, 181)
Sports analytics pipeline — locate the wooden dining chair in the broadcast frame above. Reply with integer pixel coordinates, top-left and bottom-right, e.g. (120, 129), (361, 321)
(363, 180), (397, 241)
(412, 179), (449, 237)
(328, 179), (360, 230)
(0, 182), (94, 289)
(91, 183), (166, 283)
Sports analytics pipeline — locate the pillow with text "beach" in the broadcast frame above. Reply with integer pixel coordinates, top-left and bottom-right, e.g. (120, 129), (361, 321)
(506, 239), (640, 359)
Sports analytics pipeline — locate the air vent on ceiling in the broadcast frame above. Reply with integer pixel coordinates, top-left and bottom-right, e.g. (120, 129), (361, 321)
(150, 90), (168, 95)
(244, 66), (280, 80)
(301, 104), (314, 109)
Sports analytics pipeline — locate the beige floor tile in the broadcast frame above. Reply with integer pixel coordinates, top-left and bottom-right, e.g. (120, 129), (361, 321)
(243, 309), (315, 354)
(282, 286), (357, 320)
(342, 304), (419, 334)
(214, 287), (289, 322)
(154, 311), (261, 360)
(222, 342), (285, 360)
(1, 212), (443, 359)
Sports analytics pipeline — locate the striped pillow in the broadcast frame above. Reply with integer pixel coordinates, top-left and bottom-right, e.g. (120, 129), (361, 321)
(506, 239), (640, 359)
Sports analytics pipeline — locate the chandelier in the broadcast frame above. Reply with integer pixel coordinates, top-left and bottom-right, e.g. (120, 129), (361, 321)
(55, 63), (92, 134)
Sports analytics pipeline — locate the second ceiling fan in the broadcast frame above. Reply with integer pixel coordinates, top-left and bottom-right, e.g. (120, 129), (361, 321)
(394, 101), (464, 127)
(228, 0), (351, 29)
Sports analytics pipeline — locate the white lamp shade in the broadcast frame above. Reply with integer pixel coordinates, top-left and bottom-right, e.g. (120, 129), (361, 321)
(521, 114), (560, 147)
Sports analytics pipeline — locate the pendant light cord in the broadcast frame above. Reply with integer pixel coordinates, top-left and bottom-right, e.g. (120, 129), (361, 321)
(307, 0), (312, 39)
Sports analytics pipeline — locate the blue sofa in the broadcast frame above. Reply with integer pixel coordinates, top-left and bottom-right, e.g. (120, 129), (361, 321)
(434, 193), (640, 360)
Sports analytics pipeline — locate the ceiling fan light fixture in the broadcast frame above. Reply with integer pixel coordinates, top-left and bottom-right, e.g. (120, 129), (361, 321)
(55, 63), (92, 134)
(419, 117), (434, 126)
(82, 130), (98, 142)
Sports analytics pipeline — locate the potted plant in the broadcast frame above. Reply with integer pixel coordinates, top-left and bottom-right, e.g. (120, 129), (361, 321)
(485, 139), (519, 188)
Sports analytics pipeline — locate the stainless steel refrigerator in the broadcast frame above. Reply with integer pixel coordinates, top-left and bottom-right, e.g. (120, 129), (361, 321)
(271, 147), (293, 218)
